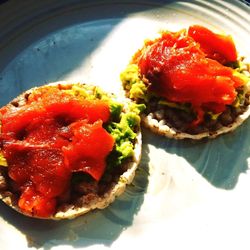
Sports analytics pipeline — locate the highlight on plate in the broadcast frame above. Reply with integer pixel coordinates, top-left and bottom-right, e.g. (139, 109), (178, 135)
(121, 25), (250, 139)
(0, 82), (143, 219)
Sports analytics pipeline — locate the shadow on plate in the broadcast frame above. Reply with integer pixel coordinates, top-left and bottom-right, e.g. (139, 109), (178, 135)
(0, 142), (150, 249)
(143, 118), (250, 190)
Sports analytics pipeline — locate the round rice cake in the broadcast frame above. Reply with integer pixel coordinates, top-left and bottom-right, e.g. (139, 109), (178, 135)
(0, 82), (142, 219)
(120, 26), (250, 140)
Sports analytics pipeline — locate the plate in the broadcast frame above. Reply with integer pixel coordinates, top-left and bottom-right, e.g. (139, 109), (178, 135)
(0, 0), (250, 249)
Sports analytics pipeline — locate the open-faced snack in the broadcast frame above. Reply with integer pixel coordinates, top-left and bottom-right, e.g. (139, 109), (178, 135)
(0, 82), (143, 219)
(121, 25), (250, 139)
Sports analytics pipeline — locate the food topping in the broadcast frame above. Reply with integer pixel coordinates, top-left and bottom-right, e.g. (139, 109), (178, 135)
(0, 86), (115, 217)
(132, 25), (247, 125)
(188, 25), (237, 64)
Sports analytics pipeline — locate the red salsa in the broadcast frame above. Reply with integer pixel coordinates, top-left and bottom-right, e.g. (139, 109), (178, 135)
(0, 86), (114, 217)
(135, 25), (244, 124)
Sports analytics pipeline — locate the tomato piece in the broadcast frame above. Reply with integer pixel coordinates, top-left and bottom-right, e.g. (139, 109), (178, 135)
(1, 109), (45, 134)
(188, 25), (237, 64)
(2, 87), (110, 137)
(63, 120), (115, 181)
(46, 99), (110, 124)
(18, 185), (56, 218)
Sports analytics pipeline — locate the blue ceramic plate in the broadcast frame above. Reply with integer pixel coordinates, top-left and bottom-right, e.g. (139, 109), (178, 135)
(0, 1), (250, 249)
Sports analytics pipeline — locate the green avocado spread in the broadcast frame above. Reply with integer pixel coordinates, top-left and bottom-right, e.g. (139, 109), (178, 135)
(106, 102), (144, 167)
(120, 64), (148, 101)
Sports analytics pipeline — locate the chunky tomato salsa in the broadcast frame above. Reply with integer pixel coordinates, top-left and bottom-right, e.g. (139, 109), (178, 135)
(135, 25), (244, 125)
(0, 86), (114, 217)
